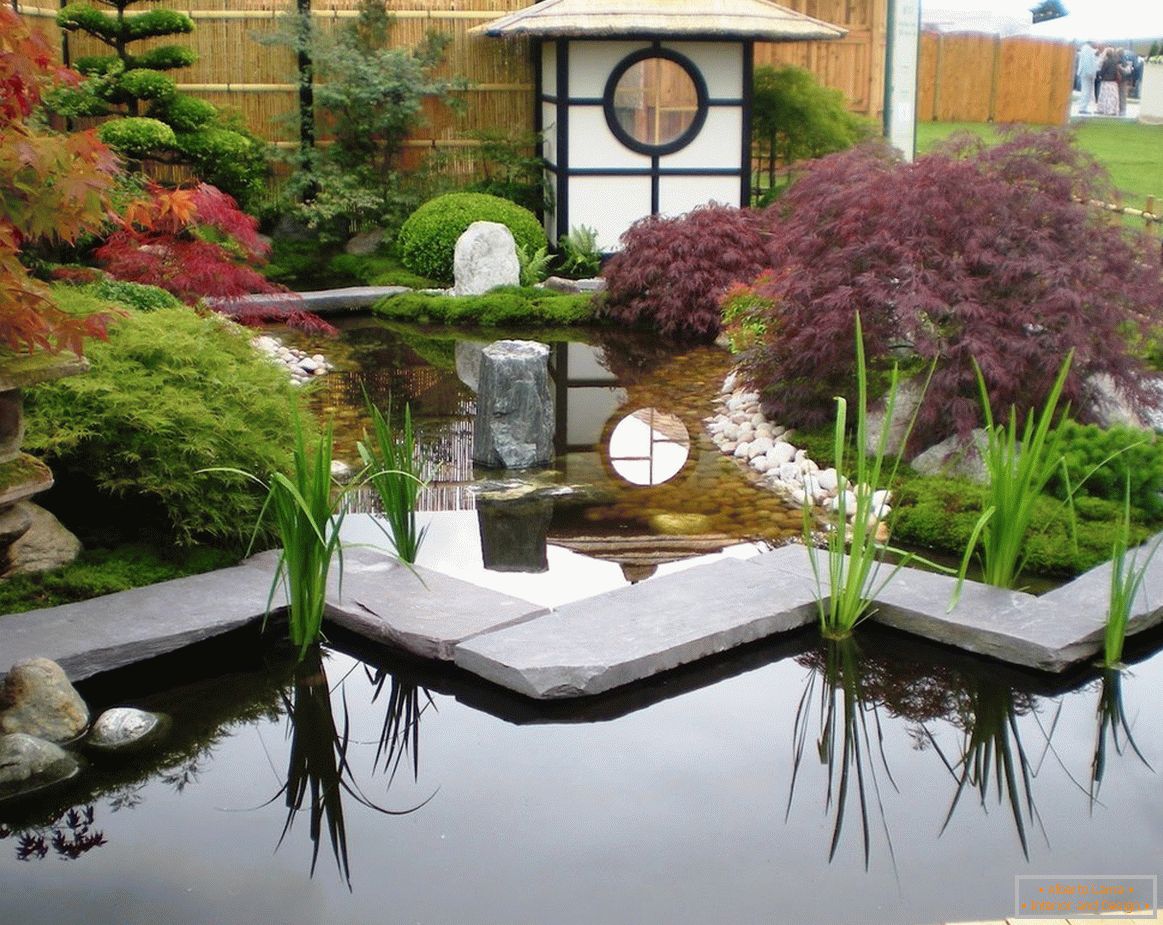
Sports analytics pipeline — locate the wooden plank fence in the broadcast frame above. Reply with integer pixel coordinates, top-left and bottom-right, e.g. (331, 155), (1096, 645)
(917, 31), (1075, 125)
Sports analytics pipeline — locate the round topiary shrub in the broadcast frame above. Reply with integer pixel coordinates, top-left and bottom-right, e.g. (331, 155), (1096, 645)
(397, 192), (546, 283)
(24, 308), (312, 548)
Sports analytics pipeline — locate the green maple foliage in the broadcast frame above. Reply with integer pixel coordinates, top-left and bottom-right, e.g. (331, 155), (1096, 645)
(0, 6), (120, 355)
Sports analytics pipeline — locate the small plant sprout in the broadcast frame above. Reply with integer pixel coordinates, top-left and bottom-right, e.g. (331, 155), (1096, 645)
(956, 353), (1074, 594)
(203, 415), (345, 659)
(358, 392), (428, 564)
(1103, 475), (1162, 669)
(558, 225), (602, 277)
(804, 313), (931, 639)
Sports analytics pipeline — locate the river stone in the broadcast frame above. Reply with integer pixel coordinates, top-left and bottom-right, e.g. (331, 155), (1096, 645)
(344, 227), (385, 256)
(0, 503), (32, 546)
(0, 733), (80, 799)
(909, 429), (989, 482)
(0, 657), (89, 743)
(86, 707), (171, 753)
(472, 340), (554, 469)
(3, 503), (82, 576)
(452, 221), (519, 296)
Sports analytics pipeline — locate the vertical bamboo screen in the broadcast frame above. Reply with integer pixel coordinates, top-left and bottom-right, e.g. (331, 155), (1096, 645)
(917, 31), (1074, 125)
(15, 0), (885, 160)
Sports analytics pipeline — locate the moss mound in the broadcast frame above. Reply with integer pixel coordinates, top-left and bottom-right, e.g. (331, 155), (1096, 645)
(372, 286), (597, 326)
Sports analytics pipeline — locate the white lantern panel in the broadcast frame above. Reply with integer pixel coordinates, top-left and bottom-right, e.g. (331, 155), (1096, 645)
(569, 40), (651, 97)
(663, 42), (743, 98)
(541, 104), (557, 165)
(542, 41), (557, 97)
(569, 106), (651, 169)
(567, 175), (652, 250)
(657, 175), (742, 217)
(658, 107), (743, 170)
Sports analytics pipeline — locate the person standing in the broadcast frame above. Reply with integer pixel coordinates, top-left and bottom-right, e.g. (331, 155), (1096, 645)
(1097, 47), (1121, 115)
(1117, 48), (1134, 115)
(1076, 40), (1100, 113)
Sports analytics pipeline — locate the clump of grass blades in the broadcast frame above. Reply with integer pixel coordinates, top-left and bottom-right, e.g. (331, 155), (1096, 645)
(205, 416), (344, 659)
(1104, 476), (1162, 668)
(959, 353), (1074, 591)
(358, 393), (428, 564)
(805, 314), (928, 639)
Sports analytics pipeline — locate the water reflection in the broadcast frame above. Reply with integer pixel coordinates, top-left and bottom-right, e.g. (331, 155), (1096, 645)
(787, 638), (898, 870)
(272, 649), (431, 886)
(607, 408), (691, 486)
(928, 680), (1048, 860)
(0, 806), (106, 861)
(1090, 668), (1154, 807)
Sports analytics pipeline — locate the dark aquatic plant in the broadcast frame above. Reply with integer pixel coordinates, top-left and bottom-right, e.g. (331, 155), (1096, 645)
(273, 650), (433, 887)
(927, 680), (1049, 859)
(366, 665), (436, 784)
(358, 392), (428, 564)
(787, 637), (898, 869)
(1090, 668), (1154, 807)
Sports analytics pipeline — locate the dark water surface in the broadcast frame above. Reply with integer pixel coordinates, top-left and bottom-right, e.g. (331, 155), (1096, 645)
(1, 624), (1161, 925)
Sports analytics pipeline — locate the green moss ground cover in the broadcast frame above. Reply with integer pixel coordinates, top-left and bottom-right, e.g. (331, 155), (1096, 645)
(373, 286), (599, 326)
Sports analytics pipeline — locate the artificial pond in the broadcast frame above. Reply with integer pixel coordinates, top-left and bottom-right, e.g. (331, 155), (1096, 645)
(2, 317), (1161, 923)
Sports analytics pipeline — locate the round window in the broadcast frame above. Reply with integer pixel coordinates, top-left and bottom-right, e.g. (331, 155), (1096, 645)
(604, 50), (708, 155)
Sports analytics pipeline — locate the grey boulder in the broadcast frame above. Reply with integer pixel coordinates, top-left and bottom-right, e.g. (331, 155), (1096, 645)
(0, 733), (80, 800)
(86, 707), (171, 753)
(452, 221), (519, 296)
(472, 340), (554, 469)
(0, 657), (89, 742)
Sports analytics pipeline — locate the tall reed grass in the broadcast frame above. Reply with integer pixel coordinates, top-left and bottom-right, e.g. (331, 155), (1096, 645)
(805, 314), (929, 639)
(358, 393), (428, 564)
(1103, 477), (1161, 668)
(956, 354), (1073, 592)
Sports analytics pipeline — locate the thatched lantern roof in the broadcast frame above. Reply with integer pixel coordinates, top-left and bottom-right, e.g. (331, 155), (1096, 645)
(471, 0), (847, 42)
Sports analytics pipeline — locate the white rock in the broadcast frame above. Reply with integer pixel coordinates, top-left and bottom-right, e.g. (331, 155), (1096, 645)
(830, 490), (857, 514)
(751, 456), (771, 473)
(453, 221), (519, 295)
(723, 371), (737, 392)
(777, 461), (800, 483)
(721, 423), (740, 441)
(748, 436), (773, 458)
(298, 358), (320, 373)
(767, 443), (797, 466)
(750, 412), (767, 426)
(817, 468), (839, 492)
(734, 442), (752, 459)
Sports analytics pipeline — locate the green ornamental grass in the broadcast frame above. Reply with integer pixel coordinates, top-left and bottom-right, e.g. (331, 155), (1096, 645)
(805, 314), (929, 639)
(1103, 476), (1162, 668)
(956, 353), (1074, 592)
(358, 394), (428, 564)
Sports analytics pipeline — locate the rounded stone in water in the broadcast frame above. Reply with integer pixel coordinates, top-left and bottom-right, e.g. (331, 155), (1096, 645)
(86, 707), (171, 753)
(0, 732), (81, 800)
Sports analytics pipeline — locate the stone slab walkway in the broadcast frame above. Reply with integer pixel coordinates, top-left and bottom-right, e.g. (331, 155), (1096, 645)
(454, 554), (819, 699)
(210, 286), (409, 316)
(5, 532), (1163, 697)
(0, 557), (283, 682)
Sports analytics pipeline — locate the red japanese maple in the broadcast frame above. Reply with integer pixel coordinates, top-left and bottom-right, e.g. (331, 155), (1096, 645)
(97, 182), (335, 333)
(737, 131), (1163, 448)
(1, 7), (120, 355)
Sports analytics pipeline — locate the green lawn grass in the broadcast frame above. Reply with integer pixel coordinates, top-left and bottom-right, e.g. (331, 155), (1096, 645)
(915, 120), (1163, 222)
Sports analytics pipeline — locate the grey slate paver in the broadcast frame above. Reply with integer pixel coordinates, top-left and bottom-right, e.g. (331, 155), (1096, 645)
(0, 557), (281, 682)
(452, 556), (819, 699)
(210, 286), (409, 315)
(321, 547), (547, 661)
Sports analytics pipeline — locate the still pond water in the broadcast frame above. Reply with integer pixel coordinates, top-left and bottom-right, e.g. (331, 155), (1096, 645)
(2, 318), (1161, 923)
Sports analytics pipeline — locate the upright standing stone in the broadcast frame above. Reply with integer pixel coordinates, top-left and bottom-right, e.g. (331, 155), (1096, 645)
(473, 340), (554, 469)
(453, 221), (520, 296)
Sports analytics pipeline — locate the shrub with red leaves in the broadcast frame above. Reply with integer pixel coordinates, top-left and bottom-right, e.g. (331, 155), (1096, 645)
(600, 204), (771, 341)
(737, 130), (1163, 448)
(96, 183), (334, 334)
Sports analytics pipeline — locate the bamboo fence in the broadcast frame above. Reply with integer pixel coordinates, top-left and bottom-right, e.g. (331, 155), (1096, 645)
(917, 31), (1075, 125)
(15, 0), (885, 171)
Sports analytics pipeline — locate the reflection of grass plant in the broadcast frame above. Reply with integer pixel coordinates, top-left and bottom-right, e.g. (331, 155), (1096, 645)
(1104, 477), (1162, 668)
(956, 354), (1073, 592)
(928, 681), (1046, 859)
(358, 393), (428, 564)
(806, 314), (927, 639)
(366, 665), (435, 785)
(1090, 668), (1153, 806)
(787, 637), (897, 869)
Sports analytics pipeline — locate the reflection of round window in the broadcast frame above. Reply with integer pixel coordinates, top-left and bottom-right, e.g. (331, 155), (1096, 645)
(608, 408), (690, 486)
(604, 49), (708, 155)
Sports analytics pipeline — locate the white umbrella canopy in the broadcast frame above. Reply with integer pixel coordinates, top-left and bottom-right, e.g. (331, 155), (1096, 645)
(471, 0), (847, 42)
(922, 0), (1163, 42)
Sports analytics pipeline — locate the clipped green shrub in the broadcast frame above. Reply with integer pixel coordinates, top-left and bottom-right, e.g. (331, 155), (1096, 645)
(175, 124), (268, 207)
(1046, 420), (1163, 517)
(114, 68), (176, 102)
(325, 252), (439, 289)
(25, 308), (311, 547)
(397, 192), (547, 283)
(156, 93), (216, 132)
(98, 117), (176, 158)
(133, 44), (197, 71)
(373, 286), (596, 326)
(93, 277), (184, 312)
